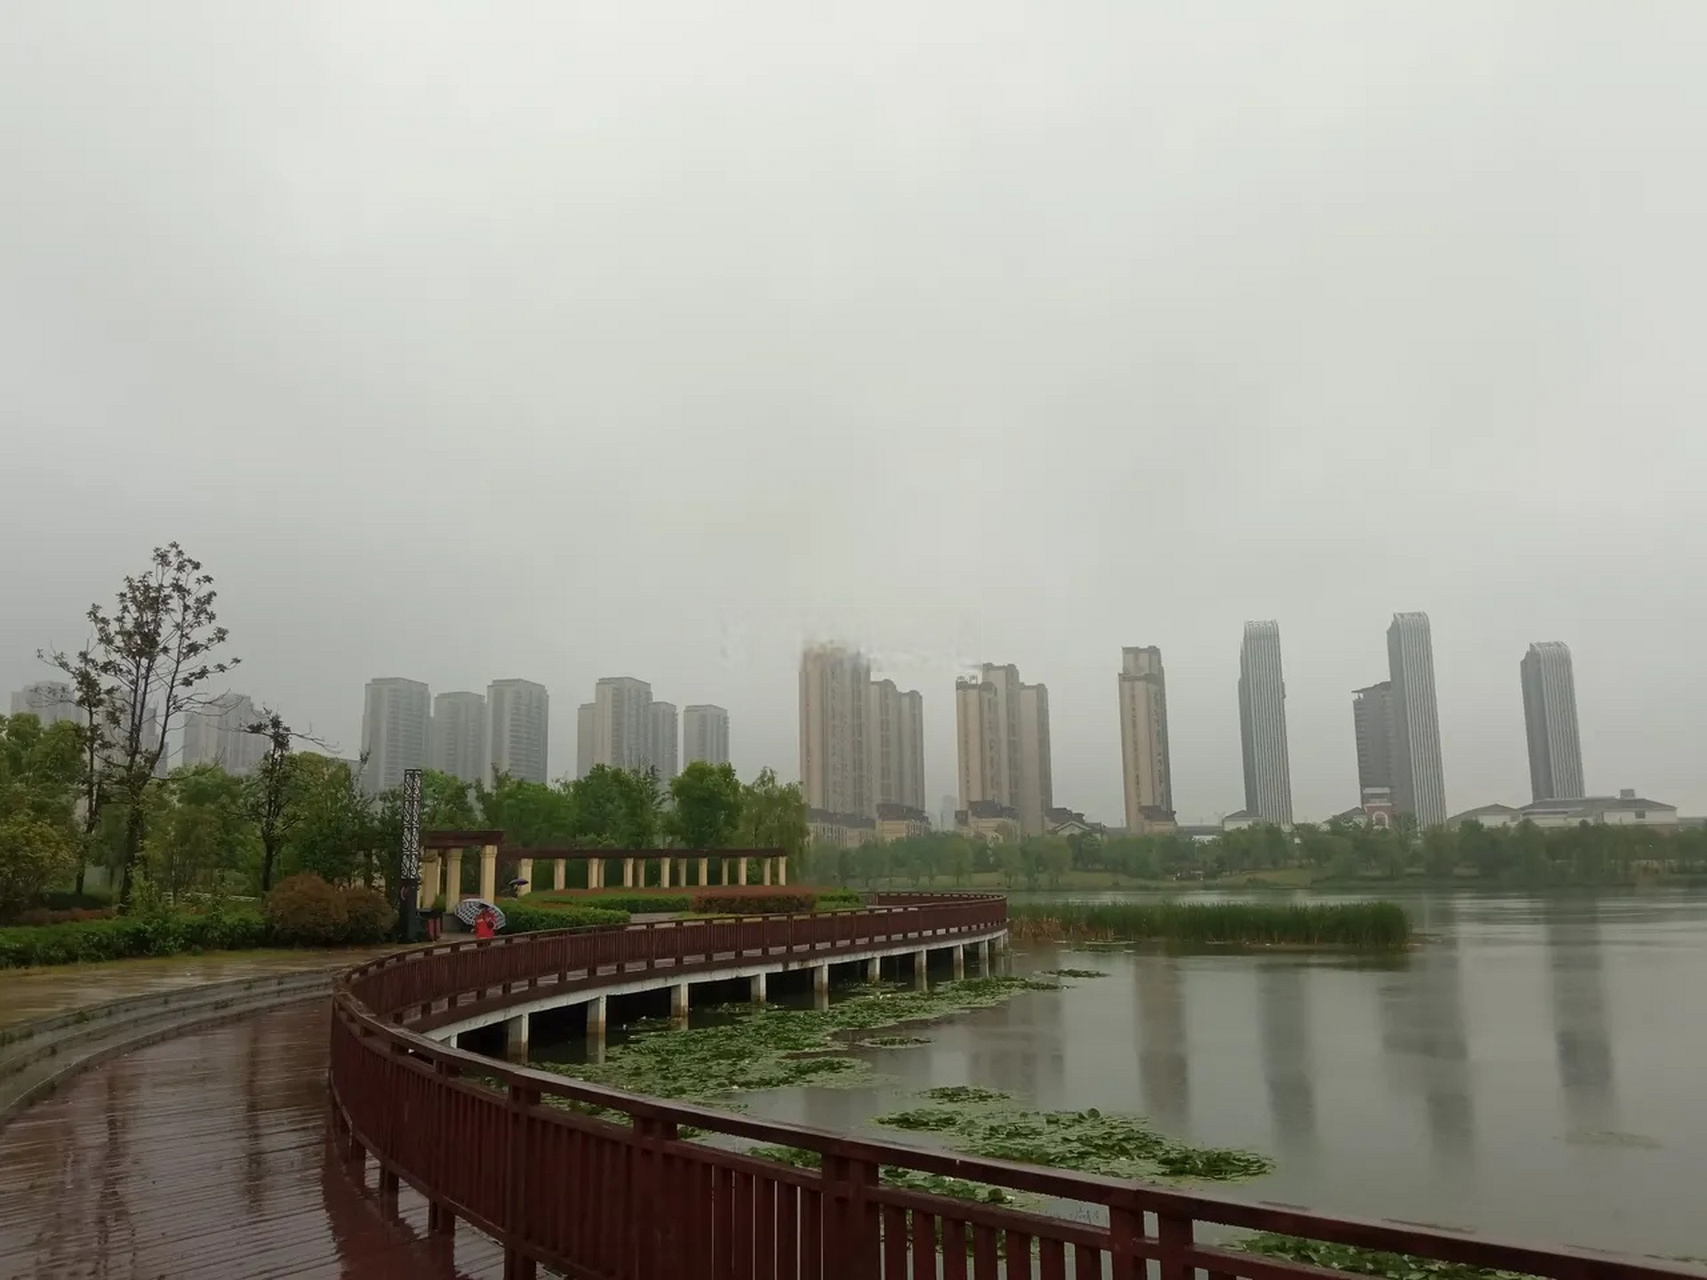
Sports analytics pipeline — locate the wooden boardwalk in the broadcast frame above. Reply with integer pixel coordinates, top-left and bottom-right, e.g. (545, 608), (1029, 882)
(0, 999), (503, 1279)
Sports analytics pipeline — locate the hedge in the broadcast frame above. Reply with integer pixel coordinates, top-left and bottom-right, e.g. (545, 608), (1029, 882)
(501, 904), (630, 935)
(691, 891), (817, 916)
(0, 910), (273, 968)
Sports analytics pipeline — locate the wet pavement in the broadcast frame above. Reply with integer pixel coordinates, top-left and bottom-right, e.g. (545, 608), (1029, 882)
(0, 999), (504, 1278)
(0, 948), (398, 1031)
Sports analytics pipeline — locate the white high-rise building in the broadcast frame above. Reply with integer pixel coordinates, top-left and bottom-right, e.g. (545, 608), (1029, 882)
(1017, 682), (1052, 836)
(1118, 646), (1173, 833)
(1521, 642), (1586, 802)
(646, 700), (679, 781)
(682, 705), (730, 767)
(430, 691), (486, 784)
(360, 678), (430, 794)
(1238, 621), (1293, 825)
(868, 680), (926, 813)
(576, 702), (596, 779)
(1387, 612), (1447, 827)
(9, 681), (79, 728)
(956, 663), (1049, 833)
(799, 644), (872, 819)
(485, 679), (550, 784)
(592, 677), (653, 770)
(181, 693), (265, 775)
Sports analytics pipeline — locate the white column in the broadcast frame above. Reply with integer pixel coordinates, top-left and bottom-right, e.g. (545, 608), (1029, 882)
(952, 944), (965, 981)
(505, 1013), (528, 1061)
(671, 982), (690, 1024)
(660, 856), (672, 888)
(776, 856), (788, 887)
(865, 957), (881, 984)
(553, 860), (567, 891)
(914, 950), (929, 989)
(516, 858), (533, 896)
(479, 845), (498, 902)
(623, 857), (636, 889)
(445, 849), (464, 910)
(750, 973), (767, 1004)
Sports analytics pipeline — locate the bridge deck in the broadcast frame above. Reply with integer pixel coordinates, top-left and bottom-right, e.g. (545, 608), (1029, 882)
(0, 999), (501, 1279)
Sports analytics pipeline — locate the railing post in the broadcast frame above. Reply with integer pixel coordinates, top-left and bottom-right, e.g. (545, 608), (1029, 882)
(505, 1080), (540, 1280)
(822, 1152), (881, 1280)
(1151, 1200), (1194, 1280)
(632, 1115), (681, 1276)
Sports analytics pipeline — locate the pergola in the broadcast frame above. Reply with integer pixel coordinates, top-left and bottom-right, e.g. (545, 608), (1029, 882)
(415, 830), (789, 908)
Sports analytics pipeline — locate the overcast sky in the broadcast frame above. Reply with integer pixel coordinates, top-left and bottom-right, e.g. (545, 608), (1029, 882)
(4, 3), (1705, 824)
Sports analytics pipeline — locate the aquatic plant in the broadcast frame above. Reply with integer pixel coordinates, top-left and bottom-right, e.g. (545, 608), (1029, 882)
(1238, 1233), (1532, 1279)
(1040, 967), (1109, 978)
(1009, 900), (1411, 949)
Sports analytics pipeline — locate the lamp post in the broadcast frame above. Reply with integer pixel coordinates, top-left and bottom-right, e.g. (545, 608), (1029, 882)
(398, 767), (423, 943)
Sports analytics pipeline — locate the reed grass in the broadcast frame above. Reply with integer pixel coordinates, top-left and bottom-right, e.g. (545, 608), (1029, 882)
(1008, 900), (1410, 949)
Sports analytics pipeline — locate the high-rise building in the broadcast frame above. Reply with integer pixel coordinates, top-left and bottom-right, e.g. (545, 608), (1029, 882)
(1017, 682), (1053, 837)
(1118, 646), (1174, 832)
(430, 691), (486, 784)
(646, 700), (679, 781)
(1386, 612), (1447, 827)
(360, 678), (430, 794)
(576, 702), (595, 779)
(1237, 621), (1293, 825)
(868, 680), (926, 813)
(799, 644), (872, 819)
(1352, 682), (1394, 805)
(486, 679), (550, 784)
(181, 692), (265, 775)
(9, 680), (79, 727)
(682, 704), (730, 767)
(592, 677), (653, 771)
(955, 676), (1001, 809)
(1521, 642), (1585, 802)
(940, 793), (958, 833)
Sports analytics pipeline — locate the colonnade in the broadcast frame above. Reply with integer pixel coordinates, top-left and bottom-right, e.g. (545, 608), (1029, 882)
(416, 848), (790, 909)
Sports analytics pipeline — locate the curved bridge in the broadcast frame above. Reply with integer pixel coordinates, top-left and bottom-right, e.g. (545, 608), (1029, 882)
(329, 892), (1696, 1280)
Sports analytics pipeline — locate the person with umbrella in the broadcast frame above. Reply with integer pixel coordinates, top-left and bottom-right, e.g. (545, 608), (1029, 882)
(473, 906), (498, 939)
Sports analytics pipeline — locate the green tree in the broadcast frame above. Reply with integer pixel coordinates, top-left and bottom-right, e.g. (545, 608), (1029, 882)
(732, 768), (809, 875)
(669, 761), (745, 850)
(0, 813), (78, 918)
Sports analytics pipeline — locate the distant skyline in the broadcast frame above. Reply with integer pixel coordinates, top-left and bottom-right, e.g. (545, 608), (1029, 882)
(6, 3), (1705, 822)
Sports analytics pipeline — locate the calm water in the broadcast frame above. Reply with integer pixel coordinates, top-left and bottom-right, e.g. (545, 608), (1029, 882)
(712, 889), (1706, 1258)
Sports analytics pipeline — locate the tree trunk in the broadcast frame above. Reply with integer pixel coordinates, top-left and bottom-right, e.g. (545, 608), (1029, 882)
(260, 840), (278, 893)
(119, 803), (145, 906)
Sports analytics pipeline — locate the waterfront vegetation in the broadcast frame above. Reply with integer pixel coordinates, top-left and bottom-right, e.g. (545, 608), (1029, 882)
(806, 819), (1707, 893)
(1008, 900), (1412, 949)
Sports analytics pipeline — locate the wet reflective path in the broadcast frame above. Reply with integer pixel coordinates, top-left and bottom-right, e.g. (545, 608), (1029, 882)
(0, 1000), (502, 1279)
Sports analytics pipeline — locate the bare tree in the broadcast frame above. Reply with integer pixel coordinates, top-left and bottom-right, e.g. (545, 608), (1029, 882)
(48, 544), (238, 905)
(241, 708), (329, 891)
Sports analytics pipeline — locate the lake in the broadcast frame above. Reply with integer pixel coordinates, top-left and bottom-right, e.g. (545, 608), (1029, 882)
(537, 888), (1707, 1260)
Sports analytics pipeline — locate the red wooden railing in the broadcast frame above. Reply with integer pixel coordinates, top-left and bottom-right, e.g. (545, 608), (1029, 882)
(328, 893), (1700, 1280)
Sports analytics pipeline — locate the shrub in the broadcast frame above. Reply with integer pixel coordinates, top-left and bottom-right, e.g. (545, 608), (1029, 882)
(340, 886), (396, 944)
(691, 891), (816, 916)
(502, 904), (629, 935)
(815, 889), (865, 910)
(263, 873), (347, 946)
(533, 893), (693, 914)
(0, 815), (79, 920)
(11, 907), (117, 927)
(0, 907), (270, 968)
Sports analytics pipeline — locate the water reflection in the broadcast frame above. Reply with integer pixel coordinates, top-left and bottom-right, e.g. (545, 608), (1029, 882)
(1377, 895), (1473, 1170)
(1257, 964), (1317, 1157)
(1544, 899), (1617, 1138)
(1134, 957), (1189, 1129)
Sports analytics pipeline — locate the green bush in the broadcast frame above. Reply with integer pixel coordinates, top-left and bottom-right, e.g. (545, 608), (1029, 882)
(339, 886), (396, 944)
(815, 889), (865, 910)
(11, 907), (116, 926)
(0, 907), (270, 968)
(262, 873), (347, 946)
(691, 891), (817, 916)
(501, 904), (629, 935)
(563, 893), (693, 914)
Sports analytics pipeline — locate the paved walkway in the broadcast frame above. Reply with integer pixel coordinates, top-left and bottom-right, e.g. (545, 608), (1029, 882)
(0, 1000), (504, 1278)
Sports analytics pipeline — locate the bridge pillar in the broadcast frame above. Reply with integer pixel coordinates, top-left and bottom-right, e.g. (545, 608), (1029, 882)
(952, 944), (965, 981)
(516, 858), (533, 896)
(976, 939), (990, 972)
(553, 860), (566, 891)
(776, 856), (788, 886)
(623, 857), (635, 889)
(419, 854), (441, 909)
(587, 994), (606, 1035)
(737, 857), (748, 886)
(762, 857), (772, 886)
(914, 949), (929, 989)
(659, 856), (671, 888)
(445, 849), (463, 909)
(505, 1012), (528, 1061)
(479, 845), (498, 903)
(865, 956), (881, 984)
(698, 856), (709, 887)
(671, 982), (690, 1025)
(750, 973), (766, 1005)
(813, 963), (830, 1010)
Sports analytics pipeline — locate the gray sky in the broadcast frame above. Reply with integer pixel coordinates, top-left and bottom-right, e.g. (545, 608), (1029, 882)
(5, 2), (1705, 824)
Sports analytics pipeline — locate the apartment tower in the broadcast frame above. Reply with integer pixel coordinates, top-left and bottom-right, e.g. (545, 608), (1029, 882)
(799, 644), (872, 819)
(360, 678), (430, 794)
(1386, 612), (1447, 827)
(430, 691), (486, 784)
(868, 680), (926, 813)
(9, 681), (79, 727)
(1017, 682), (1053, 836)
(1118, 646), (1174, 832)
(486, 679), (550, 784)
(682, 705), (731, 767)
(592, 677), (653, 771)
(646, 700), (680, 780)
(1521, 642), (1585, 802)
(1237, 621), (1293, 824)
(1351, 682), (1394, 805)
(575, 703), (595, 779)
(181, 692), (265, 775)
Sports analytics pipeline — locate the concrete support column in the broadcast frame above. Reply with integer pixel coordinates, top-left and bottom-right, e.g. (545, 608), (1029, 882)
(776, 857), (788, 886)
(813, 964), (830, 1011)
(623, 857), (636, 889)
(479, 845), (498, 903)
(419, 855), (441, 909)
(762, 858), (772, 886)
(505, 1013), (528, 1061)
(516, 858), (533, 896)
(553, 860), (566, 891)
(659, 856), (672, 888)
(678, 859), (689, 887)
(588, 859), (603, 890)
(587, 994), (607, 1035)
(976, 939), (990, 972)
(445, 849), (463, 910)
(737, 857), (748, 886)
(698, 857), (709, 886)
(914, 949), (929, 990)
(671, 982), (690, 1025)
(750, 973), (767, 1005)
(865, 957), (881, 984)
(952, 944), (965, 981)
